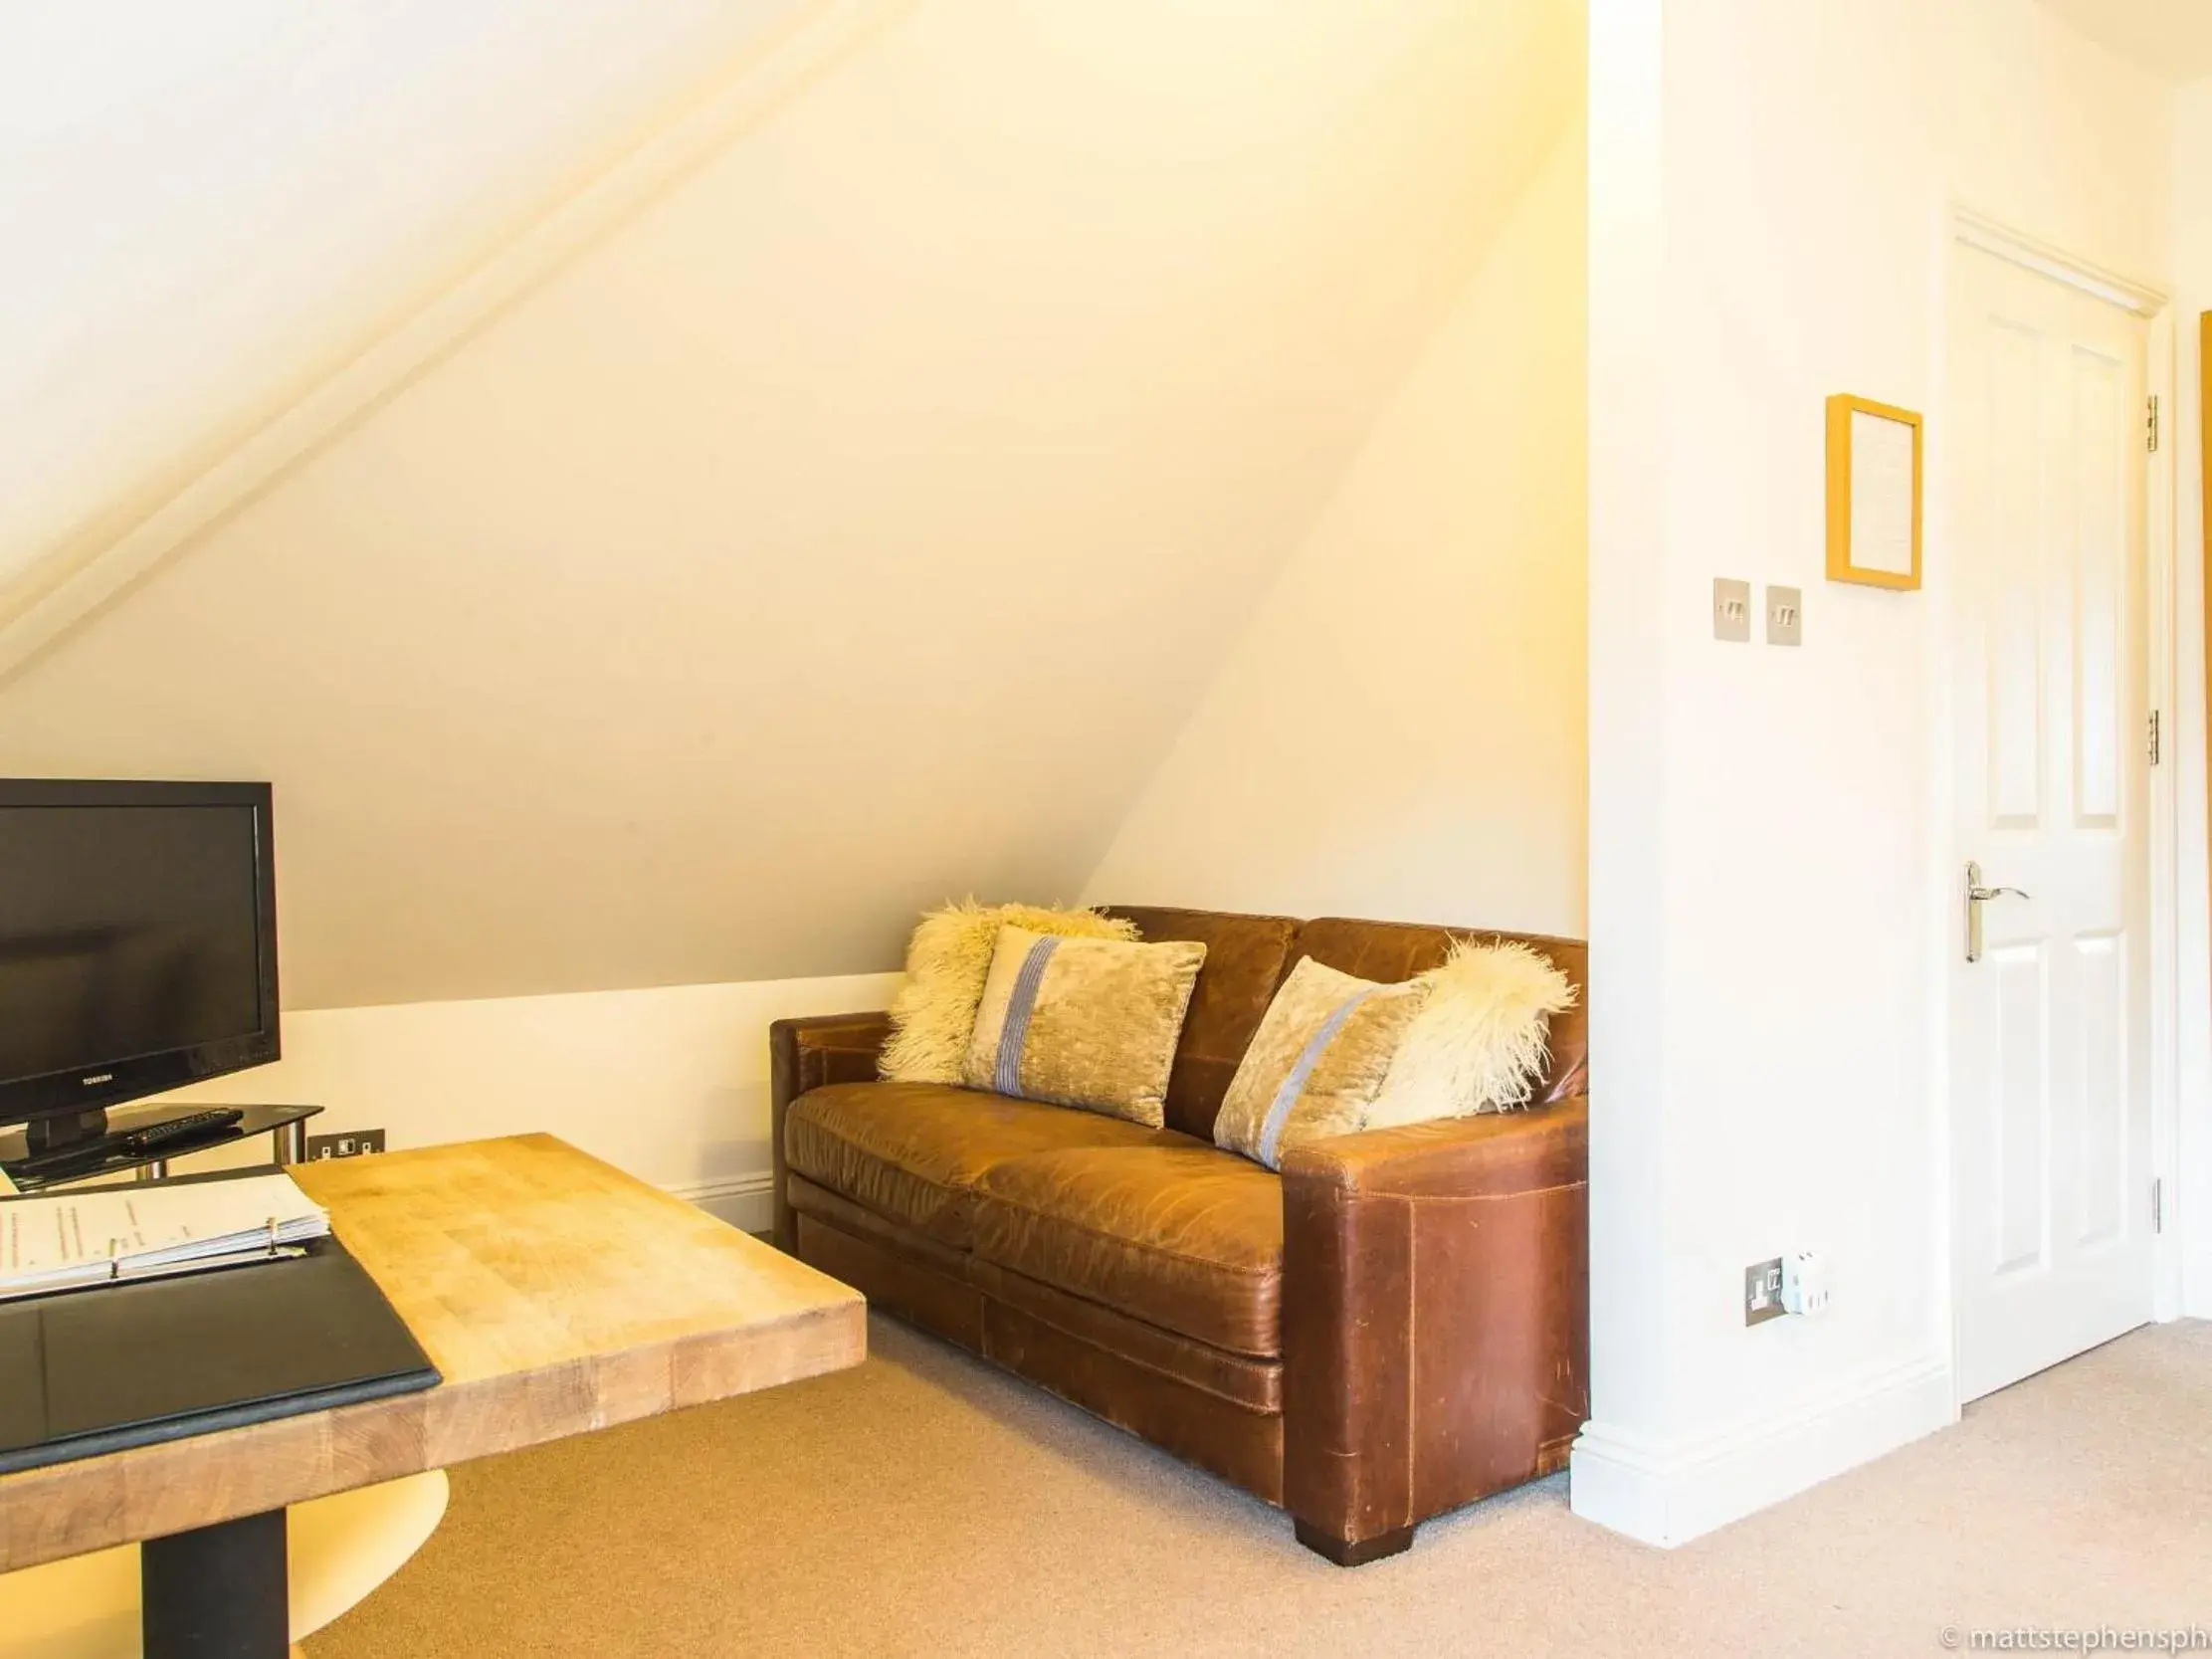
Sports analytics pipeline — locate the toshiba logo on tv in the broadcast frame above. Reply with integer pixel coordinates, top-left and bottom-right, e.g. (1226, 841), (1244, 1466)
(81, 1073), (114, 1086)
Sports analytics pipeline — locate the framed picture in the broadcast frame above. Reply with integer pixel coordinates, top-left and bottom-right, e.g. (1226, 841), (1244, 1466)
(1825, 393), (1922, 590)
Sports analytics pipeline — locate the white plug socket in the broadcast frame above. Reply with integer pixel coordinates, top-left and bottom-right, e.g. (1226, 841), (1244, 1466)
(1780, 1251), (1830, 1318)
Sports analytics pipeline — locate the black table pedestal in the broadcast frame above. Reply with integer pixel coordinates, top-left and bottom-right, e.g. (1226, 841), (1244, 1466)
(142, 1508), (290, 1659)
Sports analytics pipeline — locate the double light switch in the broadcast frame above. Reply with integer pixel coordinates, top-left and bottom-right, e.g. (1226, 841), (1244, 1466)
(1712, 579), (1802, 647)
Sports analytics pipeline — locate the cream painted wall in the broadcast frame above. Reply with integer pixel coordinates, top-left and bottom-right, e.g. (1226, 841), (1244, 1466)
(2171, 76), (2212, 1319)
(1576, 0), (2176, 1546)
(151, 971), (900, 1227)
(0, 0), (1583, 1013)
(0, 0), (816, 608)
(1082, 129), (1587, 936)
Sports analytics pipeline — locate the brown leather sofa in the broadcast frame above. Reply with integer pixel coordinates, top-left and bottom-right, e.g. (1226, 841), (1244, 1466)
(770, 907), (1587, 1565)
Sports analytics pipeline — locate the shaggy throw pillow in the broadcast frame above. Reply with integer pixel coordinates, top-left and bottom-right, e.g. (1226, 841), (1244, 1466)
(1213, 957), (1429, 1170)
(961, 926), (1207, 1127)
(1365, 939), (1577, 1129)
(880, 901), (1139, 1086)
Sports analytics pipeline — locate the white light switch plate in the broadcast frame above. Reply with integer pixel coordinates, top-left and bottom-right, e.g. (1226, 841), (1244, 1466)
(1713, 578), (1751, 643)
(1766, 585), (1803, 647)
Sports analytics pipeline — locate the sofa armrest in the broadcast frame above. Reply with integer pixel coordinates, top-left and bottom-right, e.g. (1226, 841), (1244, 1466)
(768, 1011), (893, 1250)
(1278, 1098), (1588, 1555)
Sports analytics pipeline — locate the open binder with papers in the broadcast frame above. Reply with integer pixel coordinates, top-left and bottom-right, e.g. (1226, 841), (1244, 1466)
(0, 1167), (438, 1474)
(0, 1172), (330, 1302)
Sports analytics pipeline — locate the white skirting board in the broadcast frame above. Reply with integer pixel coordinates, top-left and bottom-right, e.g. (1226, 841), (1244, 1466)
(1567, 1351), (1956, 1548)
(670, 1171), (777, 1236)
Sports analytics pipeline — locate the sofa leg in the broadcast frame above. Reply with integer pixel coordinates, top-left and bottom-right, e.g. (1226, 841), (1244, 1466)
(1293, 1519), (1416, 1566)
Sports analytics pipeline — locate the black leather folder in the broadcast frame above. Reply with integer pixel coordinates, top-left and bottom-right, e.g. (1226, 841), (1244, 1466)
(0, 1224), (439, 1476)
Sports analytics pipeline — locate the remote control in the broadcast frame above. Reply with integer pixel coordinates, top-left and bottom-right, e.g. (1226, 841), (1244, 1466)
(14, 1108), (246, 1176)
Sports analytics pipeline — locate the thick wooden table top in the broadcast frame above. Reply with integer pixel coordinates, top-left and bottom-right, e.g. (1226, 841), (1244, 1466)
(0, 1135), (865, 1570)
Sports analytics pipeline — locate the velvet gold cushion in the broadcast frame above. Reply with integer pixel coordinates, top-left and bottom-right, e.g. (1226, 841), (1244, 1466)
(881, 902), (1140, 1085)
(1213, 957), (1428, 1169)
(961, 927), (1206, 1127)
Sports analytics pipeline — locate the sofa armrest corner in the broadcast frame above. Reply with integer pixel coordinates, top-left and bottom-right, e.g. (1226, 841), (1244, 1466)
(1279, 1094), (1588, 1199)
(769, 1011), (893, 1249)
(1278, 1098), (1589, 1554)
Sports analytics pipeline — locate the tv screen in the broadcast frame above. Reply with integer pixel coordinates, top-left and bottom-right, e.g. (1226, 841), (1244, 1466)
(0, 783), (278, 1121)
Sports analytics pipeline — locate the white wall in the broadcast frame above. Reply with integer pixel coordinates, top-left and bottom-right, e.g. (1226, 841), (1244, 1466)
(1083, 126), (1587, 935)
(1575, 0), (2177, 1546)
(2172, 76), (2212, 1319)
(152, 971), (899, 1227)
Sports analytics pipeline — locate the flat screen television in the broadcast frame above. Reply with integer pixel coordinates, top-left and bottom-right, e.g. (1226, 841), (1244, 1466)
(0, 779), (279, 1152)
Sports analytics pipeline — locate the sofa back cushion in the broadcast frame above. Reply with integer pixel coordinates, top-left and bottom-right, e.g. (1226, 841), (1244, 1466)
(1104, 907), (1302, 1140)
(1291, 919), (1589, 1105)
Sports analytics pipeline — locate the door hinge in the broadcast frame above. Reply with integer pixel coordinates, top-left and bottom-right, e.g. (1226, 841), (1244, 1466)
(2153, 1177), (2165, 1234)
(2148, 394), (2161, 454)
(2148, 710), (2162, 765)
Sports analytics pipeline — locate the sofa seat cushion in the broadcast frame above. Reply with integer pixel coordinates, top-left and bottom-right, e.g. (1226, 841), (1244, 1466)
(968, 1143), (1285, 1359)
(783, 1082), (1177, 1249)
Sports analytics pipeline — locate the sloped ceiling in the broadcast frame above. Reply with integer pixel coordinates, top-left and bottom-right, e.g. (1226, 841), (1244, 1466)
(2036, 0), (2212, 84)
(0, 0), (821, 613)
(0, 0), (1582, 1010)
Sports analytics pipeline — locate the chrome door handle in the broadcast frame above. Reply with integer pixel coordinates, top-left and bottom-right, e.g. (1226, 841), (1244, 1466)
(1964, 860), (2031, 963)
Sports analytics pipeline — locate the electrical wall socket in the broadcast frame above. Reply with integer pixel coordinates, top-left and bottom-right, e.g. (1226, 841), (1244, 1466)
(1746, 1252), (1831, 1325)
(1766, 585), (1803, 647)
(1713, 578), (1752, 642)
(1744, 1256), (1785, 1326)
(304, 1128), (386, 1161)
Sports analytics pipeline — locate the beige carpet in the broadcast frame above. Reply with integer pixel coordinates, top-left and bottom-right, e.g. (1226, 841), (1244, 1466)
(308, 1315), (2211, 1657)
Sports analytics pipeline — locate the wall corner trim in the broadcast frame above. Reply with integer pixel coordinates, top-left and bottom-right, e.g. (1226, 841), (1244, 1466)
(1566, 1351), (1956, 1548)
(0, 0), (909, 689)
(1951, 206), (2169, 318)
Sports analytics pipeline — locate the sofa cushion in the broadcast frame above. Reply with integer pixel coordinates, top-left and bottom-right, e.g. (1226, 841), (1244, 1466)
(1295, 918), (1589, 1105)
(1213, 956), (1430, 1170)
(1103, 907), (1303, 1141)
(881, 902), (1139, 1086)
(1367, 938), (1579, 1127)
(783, 1082), (1174, 1249)
(961, 927), (1207, 1126)
(968, 1143), (1284, 1358)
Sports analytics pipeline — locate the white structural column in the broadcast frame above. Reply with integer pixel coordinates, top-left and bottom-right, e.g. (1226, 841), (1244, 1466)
(1568, 0), (2040, 1546)
(1569, 0), (1684, 1544)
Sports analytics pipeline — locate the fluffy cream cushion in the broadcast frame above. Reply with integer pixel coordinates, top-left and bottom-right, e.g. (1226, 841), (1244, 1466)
(1365, 939), (1577, 1129)
(879, 901), (1138, 1085)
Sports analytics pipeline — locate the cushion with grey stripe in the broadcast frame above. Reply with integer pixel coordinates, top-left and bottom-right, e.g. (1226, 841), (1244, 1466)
(1212, 957), (1429, 1169)
(962, 926), (1206, 1128)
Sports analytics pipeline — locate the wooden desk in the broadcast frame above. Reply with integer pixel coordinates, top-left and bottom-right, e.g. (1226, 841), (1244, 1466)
(0, 1136), (865, 1655)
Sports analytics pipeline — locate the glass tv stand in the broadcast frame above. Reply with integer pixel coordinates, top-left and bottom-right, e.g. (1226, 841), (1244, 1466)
(0, 1103), (323, 1192)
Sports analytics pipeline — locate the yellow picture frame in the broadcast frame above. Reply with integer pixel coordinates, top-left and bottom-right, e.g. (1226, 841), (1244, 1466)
(1825, 393), (1922, 590)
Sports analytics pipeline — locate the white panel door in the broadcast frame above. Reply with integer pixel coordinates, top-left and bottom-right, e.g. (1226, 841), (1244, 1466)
(1947, 247), (2153, 1403)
